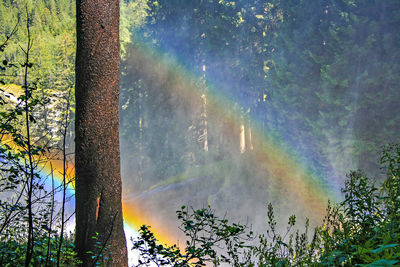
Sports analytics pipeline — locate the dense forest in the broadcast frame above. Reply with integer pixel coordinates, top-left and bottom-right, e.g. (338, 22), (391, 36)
(0, 0), (399, 266)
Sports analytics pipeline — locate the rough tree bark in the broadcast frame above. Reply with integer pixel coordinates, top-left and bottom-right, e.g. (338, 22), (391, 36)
(75, 0), (128, 266)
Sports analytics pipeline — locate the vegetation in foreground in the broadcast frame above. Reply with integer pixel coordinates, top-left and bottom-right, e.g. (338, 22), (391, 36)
(131, 144), (400, 266)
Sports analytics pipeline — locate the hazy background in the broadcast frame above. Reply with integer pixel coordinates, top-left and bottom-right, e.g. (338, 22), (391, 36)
(119, 0), (400, 240)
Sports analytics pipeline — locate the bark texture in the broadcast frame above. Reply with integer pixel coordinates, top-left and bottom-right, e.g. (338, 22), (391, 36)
(75, 0), (127, 266)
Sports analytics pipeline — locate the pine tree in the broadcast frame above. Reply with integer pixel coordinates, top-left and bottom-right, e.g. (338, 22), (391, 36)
(75, 0), (127, 265)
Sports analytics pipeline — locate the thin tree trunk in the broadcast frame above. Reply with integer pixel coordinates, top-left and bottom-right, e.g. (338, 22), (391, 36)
(247, 121), (254, 151)
(22, 12), (35, 266)
(239, 123), (246, 154)
(57, 89), (71, 267)
(75, 0), (127, 266)
(200, 93), (208, 152)
(200, 63), (209, 152)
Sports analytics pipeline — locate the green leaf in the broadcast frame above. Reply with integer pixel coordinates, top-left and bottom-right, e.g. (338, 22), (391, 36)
(371, 244), (398, 254)
(365, 259), (399, 266)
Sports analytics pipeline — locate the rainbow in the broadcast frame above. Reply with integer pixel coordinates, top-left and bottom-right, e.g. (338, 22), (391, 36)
(121, 43), (336, 215)
(0, 42), (339, 248)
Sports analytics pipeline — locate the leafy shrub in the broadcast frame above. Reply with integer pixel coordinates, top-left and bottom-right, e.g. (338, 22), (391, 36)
(0, 234), (80, 266)
(318, 144), (400, 266)
(132, 144), (400, 266)
(132, 205), (254, 266)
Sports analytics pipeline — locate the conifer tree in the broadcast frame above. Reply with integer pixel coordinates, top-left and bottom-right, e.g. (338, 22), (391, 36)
(75, 0), (127, 265)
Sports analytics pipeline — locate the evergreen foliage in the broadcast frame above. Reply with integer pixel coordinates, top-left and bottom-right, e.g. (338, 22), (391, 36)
(266, 0), (400, 181)
(0, 0), (75, 147)
(120, 0), (400, 192)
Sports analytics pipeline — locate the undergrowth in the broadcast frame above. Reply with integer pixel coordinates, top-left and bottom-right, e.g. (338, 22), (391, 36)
(132, 144), (400, 266)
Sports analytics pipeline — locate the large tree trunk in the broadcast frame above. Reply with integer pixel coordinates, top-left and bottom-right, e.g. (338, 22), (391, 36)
(75, 0), (127, 266)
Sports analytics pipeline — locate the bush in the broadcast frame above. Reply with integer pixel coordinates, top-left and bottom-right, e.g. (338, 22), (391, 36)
(0, 234), (80, 266)
(132, 144), (400, 266)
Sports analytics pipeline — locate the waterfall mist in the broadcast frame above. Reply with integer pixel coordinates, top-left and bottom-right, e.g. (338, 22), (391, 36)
(119, 0), (400, 246)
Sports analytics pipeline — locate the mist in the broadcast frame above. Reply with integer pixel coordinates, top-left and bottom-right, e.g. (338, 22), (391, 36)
(119, 0), (400, 247)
